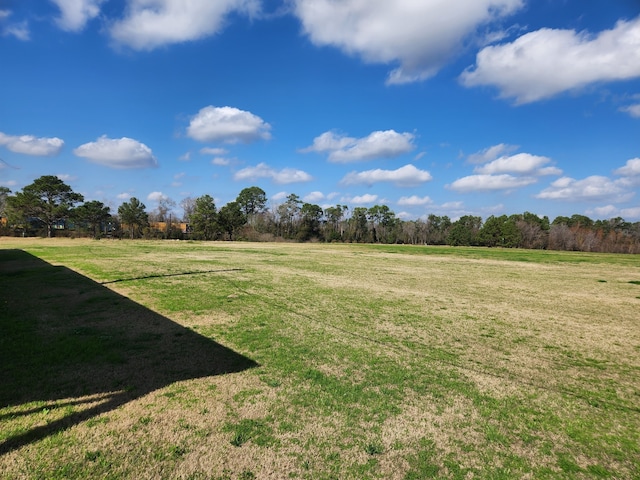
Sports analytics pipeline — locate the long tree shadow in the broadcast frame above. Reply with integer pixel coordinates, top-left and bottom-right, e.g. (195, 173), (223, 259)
(0, 249), (257, 454)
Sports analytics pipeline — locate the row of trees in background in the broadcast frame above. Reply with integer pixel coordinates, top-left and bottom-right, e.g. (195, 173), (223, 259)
(2, 176), (639, 253)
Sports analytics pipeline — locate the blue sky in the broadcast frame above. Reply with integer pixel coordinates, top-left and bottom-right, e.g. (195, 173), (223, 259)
(1, 0), (640, 222)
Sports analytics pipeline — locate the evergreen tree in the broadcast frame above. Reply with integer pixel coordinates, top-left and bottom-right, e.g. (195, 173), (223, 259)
(118, 197), (148, 239)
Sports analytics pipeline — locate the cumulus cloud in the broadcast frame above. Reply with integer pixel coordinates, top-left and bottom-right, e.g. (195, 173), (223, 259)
(234, 162), (312, 184)
(586, 205), (640, 220)
(620, 206), (640, 219)
(187, 106), (271, 144)
(535, 176), (633, 202)
(349, 194), (379, 204)
(585, 205), (640, 220)
(587, 205), (619, 218)
(467, 143), (518, 164)
(74, 135), (157, 168)
(448, 174), (537, 192)
(50, 0), (105, 32)
(293, 0), (522, 84)
(475, 153), (560, 176)
(397, 195), (433, 206)
(614, 158), (640, 177)
(0, 132), (64, 156)
(110, 0), (259, 50)
(147, 191), (167, 202)
(340, 164), (432, 187)
(301, 130), (415, 163)
(620, 104), (640, 118)
(303, 191), (326, 203)
(271, 191), (288, 202)
(461, 16), (640, 104)
(454, 145), (562, 192)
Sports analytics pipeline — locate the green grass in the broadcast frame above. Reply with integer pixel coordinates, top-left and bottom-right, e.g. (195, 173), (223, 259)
(1, 238), (639, 479)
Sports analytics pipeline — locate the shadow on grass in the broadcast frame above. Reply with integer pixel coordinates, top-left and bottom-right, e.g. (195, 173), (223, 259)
(0, 249), (257, 454)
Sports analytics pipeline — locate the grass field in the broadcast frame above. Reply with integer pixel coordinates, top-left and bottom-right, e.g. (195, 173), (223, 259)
(1, 238), (639, 479)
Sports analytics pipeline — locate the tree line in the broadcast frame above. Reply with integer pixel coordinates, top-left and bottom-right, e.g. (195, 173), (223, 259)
(1, 175), (639, 253)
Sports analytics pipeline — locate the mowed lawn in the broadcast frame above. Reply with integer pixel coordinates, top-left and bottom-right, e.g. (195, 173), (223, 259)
(1, 238), (639, 479)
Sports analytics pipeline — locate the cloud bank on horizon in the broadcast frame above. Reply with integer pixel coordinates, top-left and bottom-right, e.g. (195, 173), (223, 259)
(0, 0), (639, 221)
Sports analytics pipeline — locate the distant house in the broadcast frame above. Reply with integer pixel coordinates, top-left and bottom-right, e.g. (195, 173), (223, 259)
(149, 221), (190, 234)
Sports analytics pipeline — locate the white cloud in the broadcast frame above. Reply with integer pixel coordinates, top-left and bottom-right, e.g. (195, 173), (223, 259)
(448, 174), (537, 192)
(587, 205), (619, 218)
(212, 157), (231, 166)
(467, 143), (518, 164)
(397, 195), (433, 206)
(455, 146), (562, 192)
(536, 176), (634, 202)
(50, 0), (105, 32)
(614, 158), (640, 176)
(147, 191), (166, 202)
(349, 194), (379, 205)
(475, 153), (559, 175)
(587, 205), (640, 220)
(234, 162), (312, 185)
(301, 130), (416, 163)
(110, 0), (260, 50)
(300, 131), (356, 153)
(179, 152), (191, 162)
(442, 201), (465, 210)
(620, 104), (640, 118)
(3, 21), (30, 40)
(74, 135), (157, 168)
(200, 147), (228, 155)
(620, 206), (640, 219)
(187, 106), (271, 144)
(341, 164), (432, 187)
(303, 191), (325, 203)
(0, 132), (64, 156)
(271, 191), (288, 202)
(537, 166), (564, 176)
(417, 201), (469, 221)
(461, 16), (640, 104)
(0, 10), (30, 41)
(293, 0), (523, 84)
(117, 192), (131, 200)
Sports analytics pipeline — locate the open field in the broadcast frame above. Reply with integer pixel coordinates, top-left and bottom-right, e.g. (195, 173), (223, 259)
(1, 238), (639, 479)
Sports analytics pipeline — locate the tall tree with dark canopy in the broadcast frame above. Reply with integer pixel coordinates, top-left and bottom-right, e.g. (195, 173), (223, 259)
(74, 200), (112, 238)
(299, 202), (323, 241)
(218, 201), (246, 240)
(7, 175), (84, 237)
(0, 186), (10, 218)
(118, 197), (149, 239)
(191, 194), (218, 240)
(236, 186), (267, 218)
